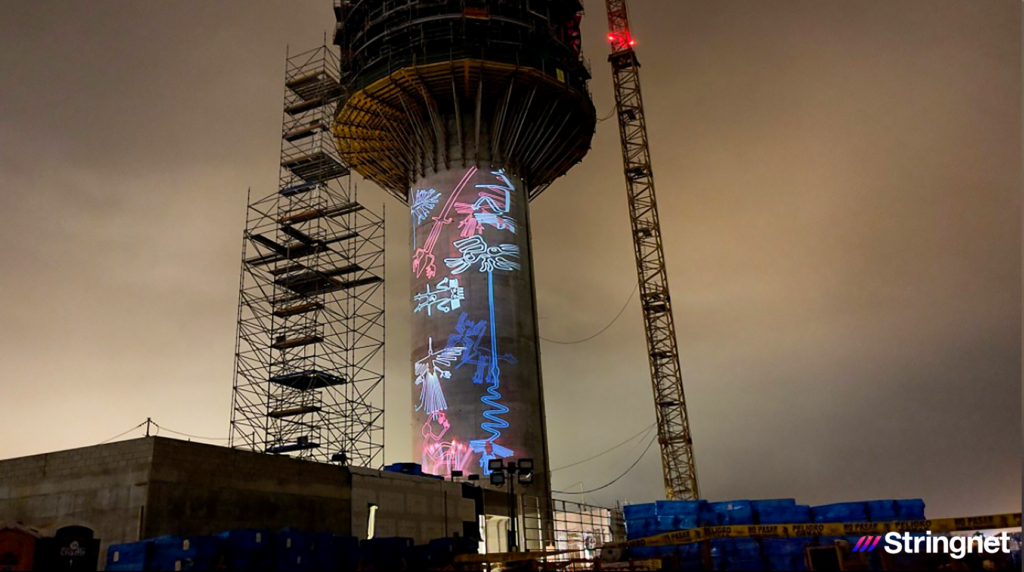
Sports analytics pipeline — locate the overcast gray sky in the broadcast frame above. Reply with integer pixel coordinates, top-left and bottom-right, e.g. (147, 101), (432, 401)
(0, 1), (1019, 518)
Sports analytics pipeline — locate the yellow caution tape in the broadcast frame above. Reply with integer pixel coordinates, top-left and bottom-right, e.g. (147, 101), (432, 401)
(453, 513), (1021, 563)
(611, 512), (1022, 549)
(455, 548), (575, 564)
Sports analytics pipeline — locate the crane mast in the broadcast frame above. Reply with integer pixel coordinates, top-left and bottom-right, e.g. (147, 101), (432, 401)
(605, 0), (700, 500)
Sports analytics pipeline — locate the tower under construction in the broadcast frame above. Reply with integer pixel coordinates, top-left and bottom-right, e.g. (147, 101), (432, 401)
(229, 45), (386, 468)
(332, 0), (596, 503)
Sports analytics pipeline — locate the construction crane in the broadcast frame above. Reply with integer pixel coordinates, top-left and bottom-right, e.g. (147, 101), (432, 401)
(604, 0), (700, 500)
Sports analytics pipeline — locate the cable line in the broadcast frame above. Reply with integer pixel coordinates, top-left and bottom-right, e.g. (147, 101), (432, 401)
(98, 421), (147, 445)
(549, 423), (656, 473)
(557, 433), (659, 497)
(540, 282), (638, 345)
(151, 422), (229, 441)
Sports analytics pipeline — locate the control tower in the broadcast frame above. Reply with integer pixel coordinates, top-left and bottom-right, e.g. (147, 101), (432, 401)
(333, 0), (596, 501)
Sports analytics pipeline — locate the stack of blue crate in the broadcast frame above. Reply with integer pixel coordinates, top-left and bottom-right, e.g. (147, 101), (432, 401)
(708, 500), (754, 526)
(276, 528), (315, 571)
(216, 529), (273, 571)
(623, 501), (657, 559)
(333, 535), (361, 572)
(361, 537), (414, 569)
(106, 539), (153, 571)
(758, 502), (811, 572)
(895, 498), (926, 520)
(623, 501), (705, 563)
(812, 501), (870, 524)
(148, 535), (223, 571)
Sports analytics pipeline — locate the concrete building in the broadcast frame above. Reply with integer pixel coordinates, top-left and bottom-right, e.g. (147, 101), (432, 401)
(0, 436), (539, 566)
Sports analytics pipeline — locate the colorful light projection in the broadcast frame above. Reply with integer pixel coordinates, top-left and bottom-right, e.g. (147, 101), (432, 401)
(413, 167), (478, 279)
(411, 167), (543, 480)
(455, 170), (518, 237)
(413, 277), (465, 316)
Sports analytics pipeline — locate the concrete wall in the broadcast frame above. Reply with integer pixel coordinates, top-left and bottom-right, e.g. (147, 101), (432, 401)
(0, 436), (487, 567)
(349, 468), (477, 542)
(143, 438), (353, 539)
(0, 438), (153, 561)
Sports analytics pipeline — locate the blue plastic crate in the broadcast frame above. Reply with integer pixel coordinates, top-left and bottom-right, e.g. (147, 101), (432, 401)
(708, 500), (754, 525)
(334, 536), (361, 572)
(767, 554), (807, 571)
(656, 500), (705, 517)
(674, 514), (699, 530)
(732, 538), (761, 559)
(277, 550), (315, 572)
(894, 499), (926, 520)
(757, 505), (812, 525)
(276, 529), (316, 572)
(360, 537), (414, 569)
(726, 558), (765, 571)
(866, 500), (897, 522)
(277, 529), (314, 552)
(763, 538), (807, 556)
(150, 536), (223, 572)
(710, 538), (733, 558)
(407, 545), (431, 569)
(106, 541), (152, 571)
(216, 530), (273, 571)
(752, 499), (796, 511)
(812, 502), (868, 523)
(625, 517), (654, 539)
(623, 503), (658, 520)
(652, 516), (683, 533)
(308, 533), (336, 570)
(630, 546), (659, 559)
(676, 543), (701, 559)
(699, 505), (721, 527)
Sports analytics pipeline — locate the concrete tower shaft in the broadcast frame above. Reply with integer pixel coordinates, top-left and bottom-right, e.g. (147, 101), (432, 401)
(333, 0), (596, 498)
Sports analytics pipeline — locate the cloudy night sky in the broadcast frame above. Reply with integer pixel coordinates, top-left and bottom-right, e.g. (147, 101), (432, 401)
(0, 1), (1019, 518)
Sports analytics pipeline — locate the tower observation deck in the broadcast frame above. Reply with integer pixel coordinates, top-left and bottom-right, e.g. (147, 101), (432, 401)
(333, 0), (596, 505)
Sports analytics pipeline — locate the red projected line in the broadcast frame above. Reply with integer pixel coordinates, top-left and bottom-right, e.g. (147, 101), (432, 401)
(413, 166), (478, 278)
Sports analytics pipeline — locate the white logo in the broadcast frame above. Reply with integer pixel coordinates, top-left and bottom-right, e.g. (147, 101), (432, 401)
(884, 531), (1012, 560)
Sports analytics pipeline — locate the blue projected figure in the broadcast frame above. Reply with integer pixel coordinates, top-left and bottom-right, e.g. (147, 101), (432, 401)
(414, 277), (465, 317)
(443, 236), (522, 474)
(414, 337), (465, 416)
(445, 313), (516, 386)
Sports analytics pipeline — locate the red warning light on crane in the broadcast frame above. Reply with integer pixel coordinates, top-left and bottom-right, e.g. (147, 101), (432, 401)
(607, 31), (636, 49)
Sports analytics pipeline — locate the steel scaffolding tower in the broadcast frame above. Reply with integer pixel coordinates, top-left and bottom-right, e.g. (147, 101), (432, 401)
(229, 45), (385, 468)
(605, 0), (699, 500)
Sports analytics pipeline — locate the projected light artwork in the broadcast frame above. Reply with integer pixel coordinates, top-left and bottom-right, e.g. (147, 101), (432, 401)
(455, 170), (518, 237)
(413, 277), (465, 317)
(410, 167), (546, 480)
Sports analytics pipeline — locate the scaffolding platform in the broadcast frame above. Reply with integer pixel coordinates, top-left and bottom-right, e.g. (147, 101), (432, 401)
(268, 405), (323, 419)
(284, 120), (328, 142)
(279, 202), (364, 225)
(274, 264), (362, 296)
(270, 370), (348, 390)
(285, 71), (342, 102)
(281, 151), (350, 183)
(267, 439), (321, 454)
(272, 302), (324, 318)
(270, 335), (324, 350)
